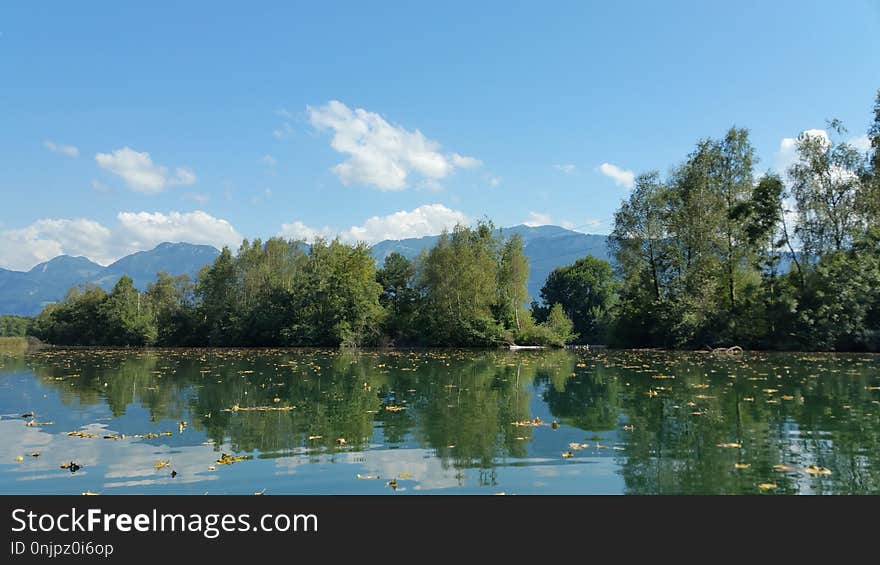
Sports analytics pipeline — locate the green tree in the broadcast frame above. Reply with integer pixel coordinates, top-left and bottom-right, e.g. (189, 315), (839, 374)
(789, 122), (868, 255)
(376, 252), (419, 345)
(539, 256), (616, 344)
(101, 276), (156, 346)
(496, 233), (530, 333)
(417, 222), (504, 346)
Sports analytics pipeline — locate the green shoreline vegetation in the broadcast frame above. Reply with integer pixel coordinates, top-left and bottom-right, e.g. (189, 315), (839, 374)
(9, 90), (880, 352)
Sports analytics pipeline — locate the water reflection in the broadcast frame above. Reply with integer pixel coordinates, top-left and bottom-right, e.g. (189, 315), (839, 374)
(1, 348), (878, 494)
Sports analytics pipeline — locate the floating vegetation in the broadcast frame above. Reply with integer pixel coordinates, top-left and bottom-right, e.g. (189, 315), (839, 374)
(805, 465), (832, 476)
(717, 443), (742, 449)
(215, 453), (250, 466)
(67, 431), (99, 439)
(511, 417), (544, 427)
(225, 404), (295, 412)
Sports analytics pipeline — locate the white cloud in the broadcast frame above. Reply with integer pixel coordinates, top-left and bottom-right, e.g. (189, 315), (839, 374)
(449, 153), (482, 169)
(262, 154), (277, 167)
(43, 140), (79, 157)
(95, 147), (197, 194)
(488, 176), (502, 187)
(280, 204), (470, 244)
(0, 219), (113, 270)
(116, 211), (242, 250)
(597, 163), (635, 189)
(278, 221), (333, 242)
(307, 100), (481, 190)
(554, 164), (576, 174)
(0, 211), (243, 271)
(524, 212), (553, 227)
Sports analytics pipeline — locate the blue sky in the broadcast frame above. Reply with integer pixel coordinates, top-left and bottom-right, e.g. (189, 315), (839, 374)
(1, 1), (879, 270)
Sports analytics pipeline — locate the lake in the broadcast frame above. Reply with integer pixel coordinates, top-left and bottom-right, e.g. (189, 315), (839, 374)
(1, 347), (879, 495)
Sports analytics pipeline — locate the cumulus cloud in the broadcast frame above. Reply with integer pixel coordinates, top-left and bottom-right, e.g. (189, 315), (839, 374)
(95, 147), (197, 194)
(524, 211), (553, 227)
(43, 140), (79, 157)
(307, 100), (481, 190)
(280, 204), (470, 244)
(597, 162), (635, 189)
(554, 164), (576, 174)
(116, 211), (242, 250)
(0, 211), (243, 271)
(0, 219), (113, 270)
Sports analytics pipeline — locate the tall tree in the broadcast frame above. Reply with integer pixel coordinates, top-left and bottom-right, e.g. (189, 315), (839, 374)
(789, 122), (867, 255)
(496, 233), (530, 331)
(539, 256), (616, 344)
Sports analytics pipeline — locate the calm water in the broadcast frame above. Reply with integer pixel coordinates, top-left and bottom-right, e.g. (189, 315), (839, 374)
(1, 347), (879, 495)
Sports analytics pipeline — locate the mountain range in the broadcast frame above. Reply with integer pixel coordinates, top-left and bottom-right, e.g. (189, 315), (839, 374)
(0, 225), (611, 316)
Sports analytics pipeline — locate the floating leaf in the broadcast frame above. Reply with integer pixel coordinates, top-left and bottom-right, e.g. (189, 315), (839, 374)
(758, 483), (777, 491)
(385, 405), (407, 413)
(734, 463), (751, 469)
(155, 459), (171, 470)
(717, 442), (742, 449)
(561, 451), (574, 458)
(805, 465), (832, 476)
(216, 453), (250, 465)
(15, 455), (23, 463)
(773, 464), (795, 472)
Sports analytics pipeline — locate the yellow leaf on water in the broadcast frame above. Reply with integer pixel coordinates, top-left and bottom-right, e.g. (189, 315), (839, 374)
(758, 483), (777, 491)
(561, 451), (574, 458)
(15, 455), (23, 463)
(717, 442), (742, 448)
(773, 464), (795, 472)
(805, 465), (832, 476)
(398, 473), (413, 479)
(155, 459), (171, 470)
(734, 463), (751, 469)
(215, 453), (249, 465)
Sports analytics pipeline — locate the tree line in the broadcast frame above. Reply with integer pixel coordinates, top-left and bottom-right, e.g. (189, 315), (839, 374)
(30, 225), (575, 348)
(607, 90), (880, 350)
(22, 89), (880, 351)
